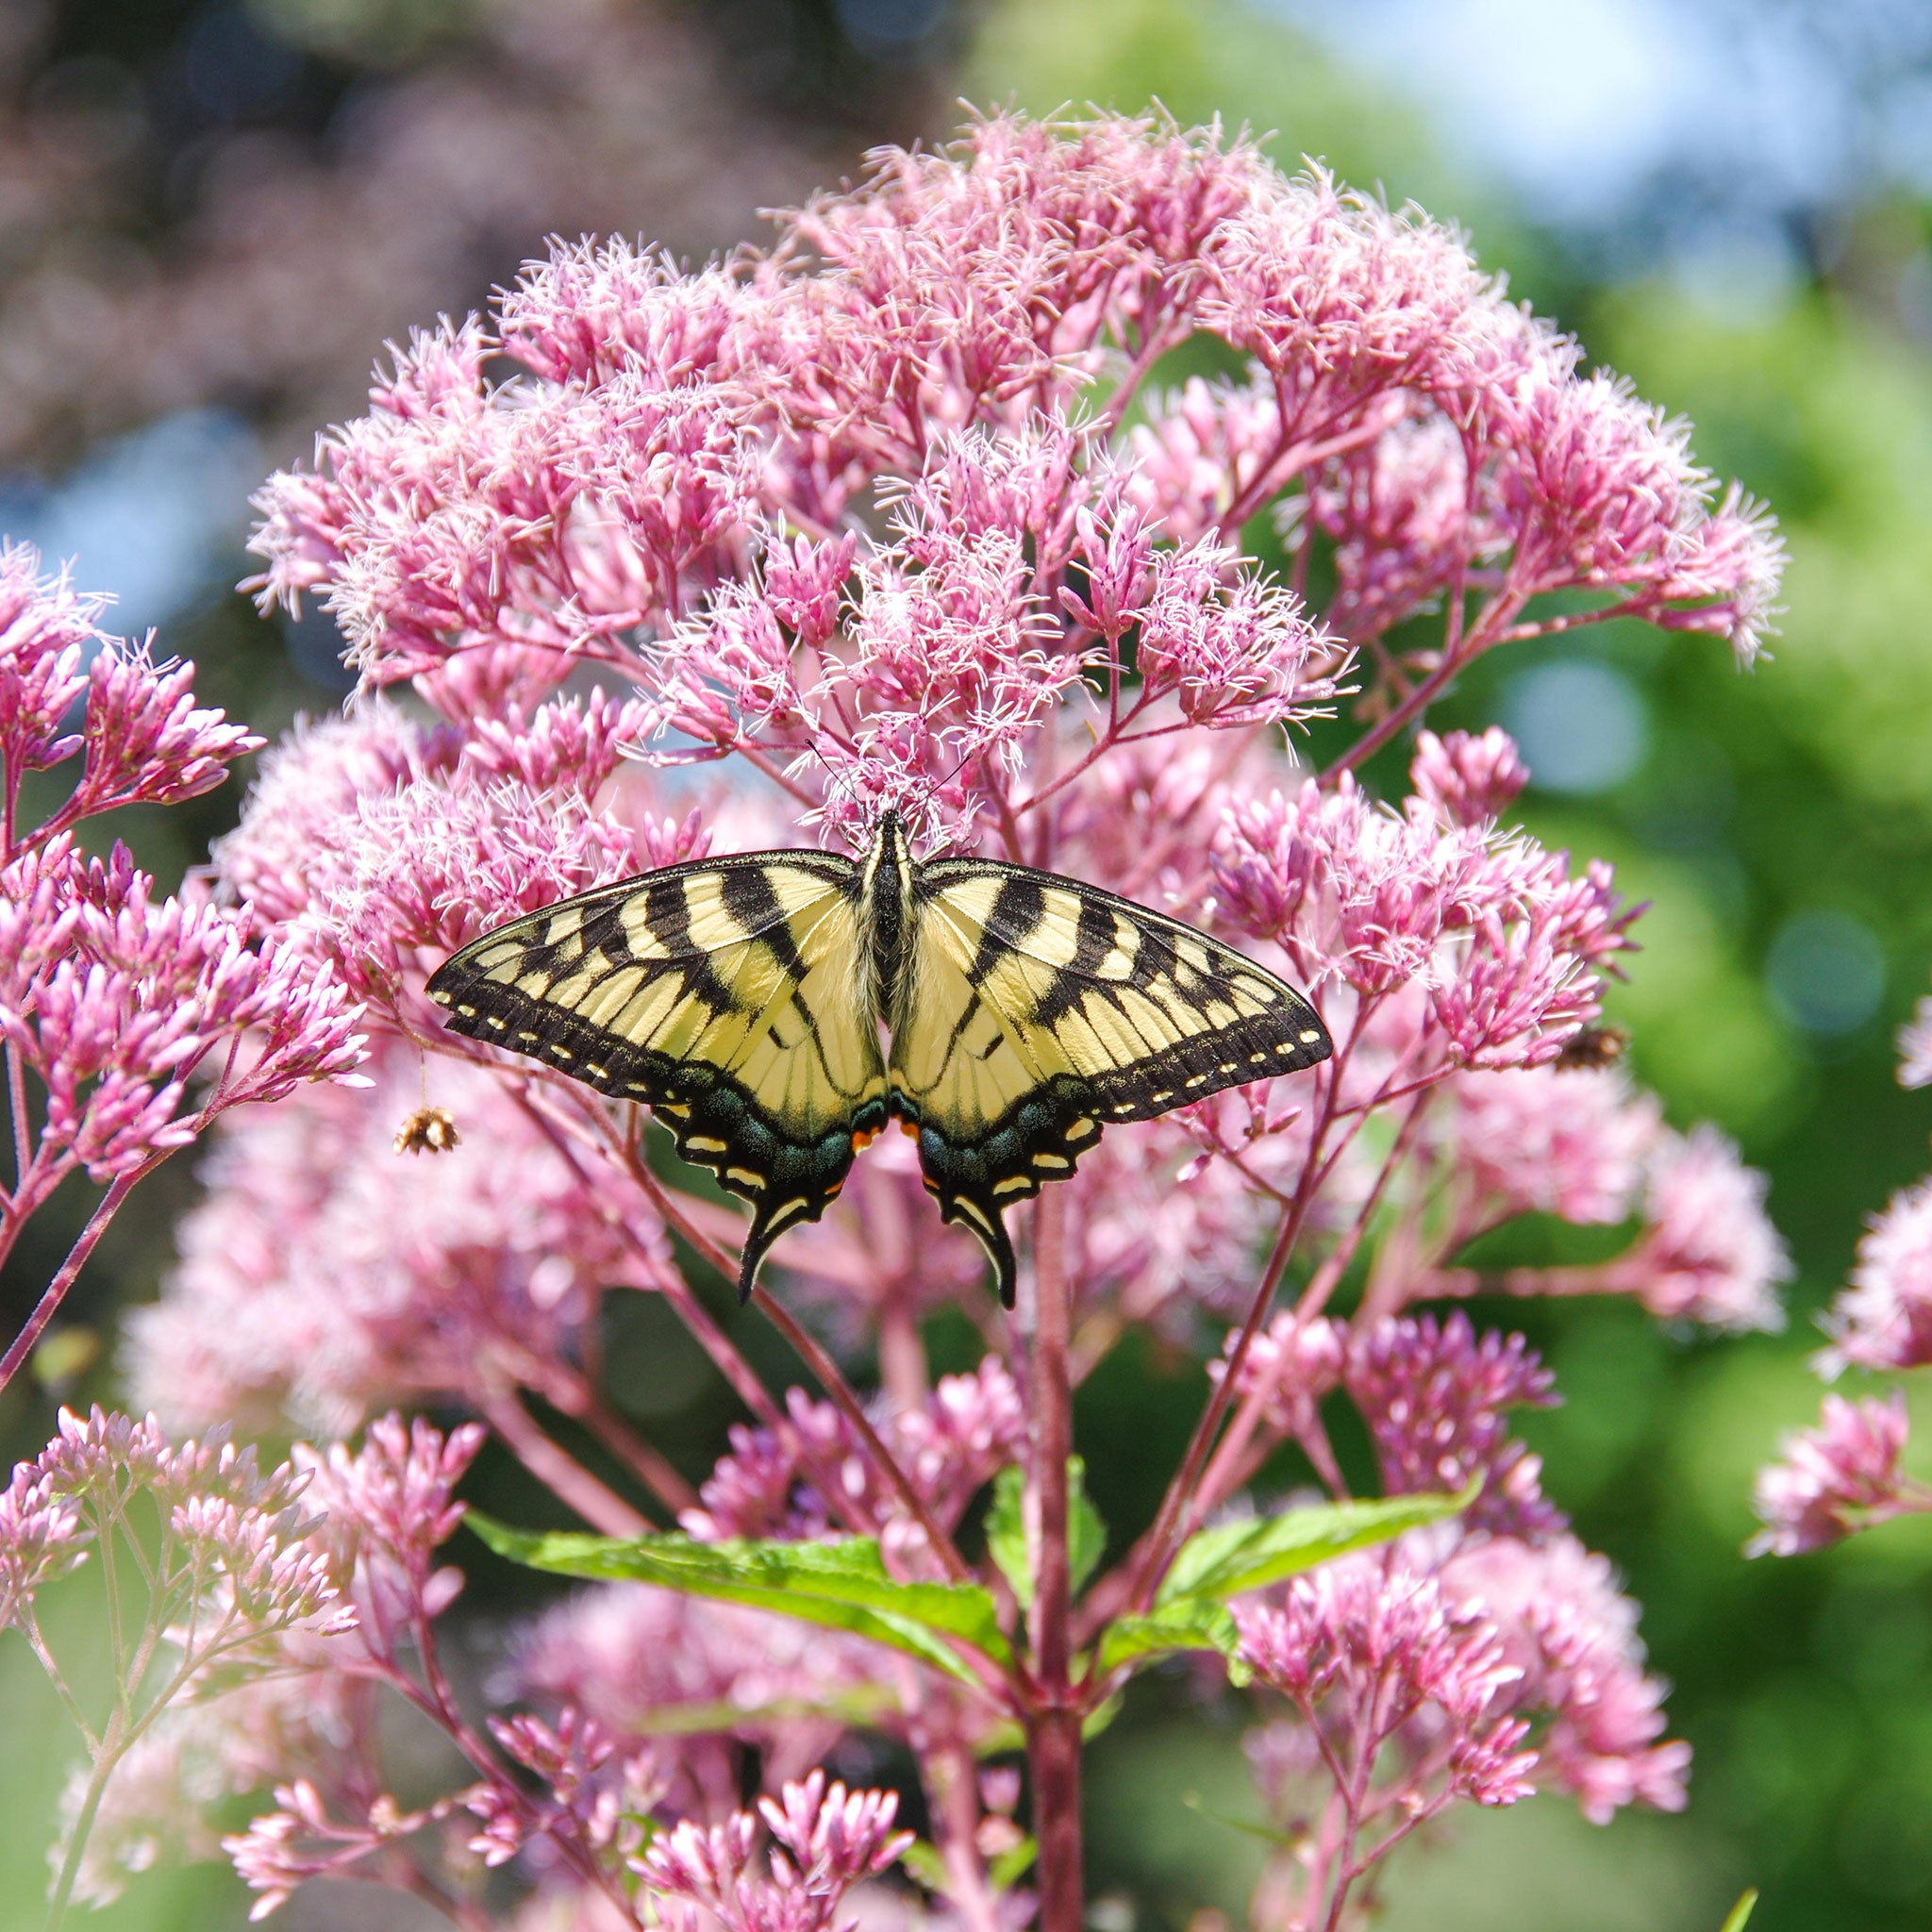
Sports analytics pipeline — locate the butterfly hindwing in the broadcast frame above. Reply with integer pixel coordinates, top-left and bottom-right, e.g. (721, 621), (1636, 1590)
(891, 859), (1333, 1306)
(425, 853), (888, 1297)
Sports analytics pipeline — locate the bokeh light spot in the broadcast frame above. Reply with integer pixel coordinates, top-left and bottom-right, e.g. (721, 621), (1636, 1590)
(1765, 909), (1886, 1038)
(1502, 658), (1647, 794)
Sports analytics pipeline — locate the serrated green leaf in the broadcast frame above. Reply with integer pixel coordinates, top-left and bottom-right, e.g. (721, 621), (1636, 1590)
(984, 1458), (1108, 1610)
(1158, 1485), (1474, 1606)
(468, 1517), (1010, 1682)
(1718, 1890), (1758, 1932)
(1094, 1598), (1242, 1677)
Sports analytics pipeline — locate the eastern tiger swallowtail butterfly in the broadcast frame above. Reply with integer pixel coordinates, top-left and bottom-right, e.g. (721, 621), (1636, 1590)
(425, 811), (1331, 1307)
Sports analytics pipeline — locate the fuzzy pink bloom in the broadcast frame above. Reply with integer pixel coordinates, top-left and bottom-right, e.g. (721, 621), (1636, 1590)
(1818, 1177), (1932, 1374)
(0, 543), (97, 783)
(1607, 1125), (1790, 1330)
(0, 841), (364, 1184)
(1441, 1532), (1690, 1823)
(682, 1359), (1025, 1562)
(215, 700), (707, 1006)
(1410, 727), (1530, 829)
(225, 1774), (479, 1922)
(0, 546), (259, 858)
(1346, 1314), (1564, 1540)
(1197, 170), (1509, 433)
(1214, 771), (1633, 1067)
(1751, 1392), (1927, 1557)
(4, 1407), (353, 1703)
(1490, 369), (1781, 660)
(1434, 1064), (1661, 1226)
(1127, 535), (1341, 728)
(1216, 1313), (1346, 1434)
(638, 1770), (913, 1932)
(128, 1036), (658, 1434)
(1234, 1558), (1537, 1811)
(0, 1462), (85, 1624)
(1897, 995), (1932, 1091)
(467, 1709), (664, 1873)
(1307, 409), (1504, 643)
(1124, 375), (1284, 542)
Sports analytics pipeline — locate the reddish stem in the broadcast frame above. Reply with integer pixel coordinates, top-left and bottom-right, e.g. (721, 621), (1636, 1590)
(1320, 586), (1529, 784)
(0, 1162), (158, 1391)
(1024, 1184), (1083, 1932)
(478, 1387), (652, 1538)
(752, 1284), (974, 1588)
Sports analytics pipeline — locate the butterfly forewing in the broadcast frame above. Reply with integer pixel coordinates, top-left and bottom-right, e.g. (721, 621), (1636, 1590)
(425, 854), (888, 1296)
(891, 859), (1333, 1306)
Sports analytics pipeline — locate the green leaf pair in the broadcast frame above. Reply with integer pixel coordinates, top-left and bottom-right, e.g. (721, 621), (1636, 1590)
(470, 1476), (1474, 1702)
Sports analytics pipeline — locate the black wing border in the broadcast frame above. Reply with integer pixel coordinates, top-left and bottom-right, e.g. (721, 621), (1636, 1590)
(425, 847), (880, 1300)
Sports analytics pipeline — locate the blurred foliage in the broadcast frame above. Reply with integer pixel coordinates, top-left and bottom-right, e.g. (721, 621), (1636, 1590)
(8, 0), (1932, 1926)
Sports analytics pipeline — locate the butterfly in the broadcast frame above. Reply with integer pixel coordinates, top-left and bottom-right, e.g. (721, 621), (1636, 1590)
(425, 811), (1332, 1308)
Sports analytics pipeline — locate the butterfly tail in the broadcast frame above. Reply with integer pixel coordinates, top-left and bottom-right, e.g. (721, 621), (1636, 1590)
(735, 1199), (804, 1304)
(932, 1189), (1020, 1310)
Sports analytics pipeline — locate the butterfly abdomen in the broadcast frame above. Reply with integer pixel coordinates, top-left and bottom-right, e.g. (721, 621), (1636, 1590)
(858, 811), (917, 1024)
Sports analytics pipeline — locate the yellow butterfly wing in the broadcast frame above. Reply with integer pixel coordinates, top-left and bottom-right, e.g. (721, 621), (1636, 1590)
(891, 859), (1331, 1306)
(427, 854), (888, 1296)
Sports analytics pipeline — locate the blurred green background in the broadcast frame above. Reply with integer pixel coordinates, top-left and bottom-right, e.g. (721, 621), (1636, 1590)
(6, 0), (1932, 1926)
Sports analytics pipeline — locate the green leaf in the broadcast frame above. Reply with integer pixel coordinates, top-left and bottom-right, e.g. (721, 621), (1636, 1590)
(1180, 1791), (1305, 1851)
(990, 1835), (1039, 1889)
(1718, 1890), (1759, 1932)
(1158, 1486), (1475, 1605)
(899, 1840), (950, 1892)
(984, 1458), (1108, 1610)
(1093, 1598), (1246, 1681)
(468, 1517), (1010, 1682)
(986, 1467), (1027, 1603)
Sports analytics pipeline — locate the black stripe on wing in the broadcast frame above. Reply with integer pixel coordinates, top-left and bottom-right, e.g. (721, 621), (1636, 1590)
(897, 858), (1333, 1307)
(425, 852), (883, 1300)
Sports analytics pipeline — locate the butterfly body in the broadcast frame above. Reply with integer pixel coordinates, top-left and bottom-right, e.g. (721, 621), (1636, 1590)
(426, 811), (1331, 1307)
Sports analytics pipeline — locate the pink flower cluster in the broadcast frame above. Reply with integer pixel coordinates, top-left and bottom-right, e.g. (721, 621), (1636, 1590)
(1216, 759), (1635, 1068)
(682, 1359), (1025, 1559)
(128, 1031), (658, 1436)
(6, 1406), (347, 1645)
(640, 1772), (913, 1932)
(0, 545), (364, 1383)
(1756, 986), (1932, 1562)
(1, 110), (1804, 1932)
(1234, 1524), (1689, 1925)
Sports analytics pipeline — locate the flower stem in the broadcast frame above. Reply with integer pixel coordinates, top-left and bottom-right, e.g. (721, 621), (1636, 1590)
(0, 1164), (153, 1391)
(44, 1710), (125, 1932)
(752, 1284), (975, 1587)
(1025, 1186), (1083, 1932)
(477, 1386), (652, 1537)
